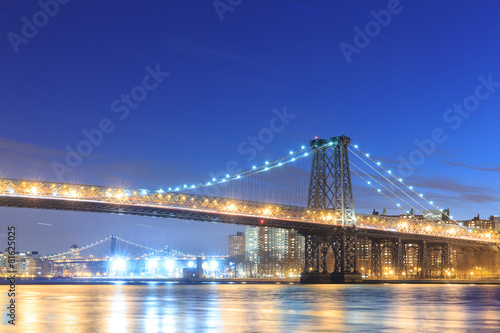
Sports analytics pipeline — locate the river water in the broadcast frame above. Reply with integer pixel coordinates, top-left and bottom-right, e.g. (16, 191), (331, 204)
(2, 283), (500, 332)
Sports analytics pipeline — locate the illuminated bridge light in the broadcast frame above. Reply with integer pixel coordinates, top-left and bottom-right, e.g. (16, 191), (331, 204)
(289, 151), (293, 155)
(354, 145), (358, 148)
(398, 178), (403, 182)
(301, 145), (305, 149)
(278, 163), (282, 166)
(265, 161), (269, 165)
(376, 162), (381, 166)
(291, 158), (295, 161)
(409, 186), (413, 190)
(252, 166), (256, 169)
(365, 153), (370, 157)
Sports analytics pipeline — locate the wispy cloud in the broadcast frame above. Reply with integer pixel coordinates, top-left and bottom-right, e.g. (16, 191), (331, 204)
(442, 161), (500, 172)
(165, 39), (252, 66)
(409, 177), (500, 204)
(0, 137), (196, 188)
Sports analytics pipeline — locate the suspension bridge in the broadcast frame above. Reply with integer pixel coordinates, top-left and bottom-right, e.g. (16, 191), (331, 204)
(42, 235), (192, 260)
(1, 135), (498, 283)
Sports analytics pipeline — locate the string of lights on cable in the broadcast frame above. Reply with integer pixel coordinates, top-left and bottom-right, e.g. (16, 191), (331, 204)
(349, 143), (473, 231)
(154, 139), (336, 195)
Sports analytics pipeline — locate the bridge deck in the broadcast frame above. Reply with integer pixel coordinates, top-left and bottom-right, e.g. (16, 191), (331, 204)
(0, 178), (498, 247)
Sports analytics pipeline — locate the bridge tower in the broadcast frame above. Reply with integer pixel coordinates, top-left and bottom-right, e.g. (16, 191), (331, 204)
(110, 235), (116, 257)
(301, 135), (362, 283)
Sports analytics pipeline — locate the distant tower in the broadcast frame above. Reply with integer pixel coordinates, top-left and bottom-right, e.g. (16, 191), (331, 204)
(69, 244), (80, 258)
(111, 235), (116, 257)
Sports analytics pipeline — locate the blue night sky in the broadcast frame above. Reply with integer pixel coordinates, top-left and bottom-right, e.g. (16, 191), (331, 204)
(0, 0), (499, 255)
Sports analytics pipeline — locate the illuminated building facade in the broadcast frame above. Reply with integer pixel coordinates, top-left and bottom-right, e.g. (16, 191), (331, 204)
(229, 231), (245, 257)
(244, 226), (304, 277)
(460, 215), (500, 232)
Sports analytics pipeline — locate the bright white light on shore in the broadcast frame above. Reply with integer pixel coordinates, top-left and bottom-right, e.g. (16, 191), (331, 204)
(188, 261), (195, 268)
(210, 260), (218, 270)
(147, 258), (158, 270)
(111, 258), (126, 272)
(165, 259), (175, 270)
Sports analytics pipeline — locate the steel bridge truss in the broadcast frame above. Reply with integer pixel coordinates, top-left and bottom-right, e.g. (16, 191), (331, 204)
(302, 136), (359, 282)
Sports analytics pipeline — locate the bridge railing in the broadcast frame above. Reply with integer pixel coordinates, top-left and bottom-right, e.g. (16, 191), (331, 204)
(0, 178), (497, 244)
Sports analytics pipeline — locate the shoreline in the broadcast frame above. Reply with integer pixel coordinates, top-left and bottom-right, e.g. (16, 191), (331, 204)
(2, 277), (500, 285)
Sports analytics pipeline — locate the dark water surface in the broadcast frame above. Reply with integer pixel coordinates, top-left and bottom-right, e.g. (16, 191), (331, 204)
(2, 283), (500, 332)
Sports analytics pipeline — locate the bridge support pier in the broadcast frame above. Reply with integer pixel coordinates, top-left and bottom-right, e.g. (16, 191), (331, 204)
(300, 227), (362, 284)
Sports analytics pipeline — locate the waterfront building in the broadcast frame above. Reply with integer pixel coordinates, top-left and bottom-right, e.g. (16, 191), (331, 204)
(459, 215), (500, 232)
(244, 226), (304, 277)
(229, 231), (245, 257)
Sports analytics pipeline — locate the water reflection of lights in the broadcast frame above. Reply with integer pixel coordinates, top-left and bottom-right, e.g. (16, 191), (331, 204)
(110, 287), (127, 332)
